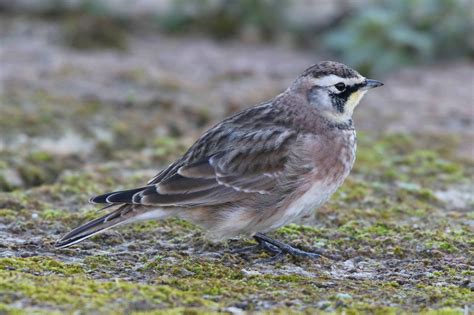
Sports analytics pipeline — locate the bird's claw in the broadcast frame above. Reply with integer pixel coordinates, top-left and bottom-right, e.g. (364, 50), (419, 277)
(232, 232), (321, 263)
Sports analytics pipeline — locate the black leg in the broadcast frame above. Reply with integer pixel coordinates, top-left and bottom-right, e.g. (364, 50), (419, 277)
(230, 233), (322, 262)
(230, 235), (280, 254)
(230, 243), (260, 254)
(254, 251), (285, 264)
(253, 232), (321, 260)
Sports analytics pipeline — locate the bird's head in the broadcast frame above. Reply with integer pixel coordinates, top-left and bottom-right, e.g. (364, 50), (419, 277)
(292, 61), (383, 126)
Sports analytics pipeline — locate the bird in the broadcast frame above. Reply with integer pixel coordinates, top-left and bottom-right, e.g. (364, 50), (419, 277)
(55, 61), (383, 261)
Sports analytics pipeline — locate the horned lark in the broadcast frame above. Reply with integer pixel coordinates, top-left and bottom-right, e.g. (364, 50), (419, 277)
(56, 61), (383, 260)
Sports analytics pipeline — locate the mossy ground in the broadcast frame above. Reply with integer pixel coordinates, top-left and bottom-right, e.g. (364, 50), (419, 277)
(1, 128), (472, 314)
(0, 14), (473, 315)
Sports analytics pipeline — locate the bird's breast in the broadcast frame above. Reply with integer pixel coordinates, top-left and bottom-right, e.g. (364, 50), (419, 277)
(280, 130), (356, 224)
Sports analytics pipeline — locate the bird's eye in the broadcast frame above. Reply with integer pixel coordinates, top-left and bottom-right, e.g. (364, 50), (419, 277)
(335, 83), (346, 92)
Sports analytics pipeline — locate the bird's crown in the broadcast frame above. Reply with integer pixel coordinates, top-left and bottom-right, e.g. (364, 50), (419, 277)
(300, 61), (361, 79)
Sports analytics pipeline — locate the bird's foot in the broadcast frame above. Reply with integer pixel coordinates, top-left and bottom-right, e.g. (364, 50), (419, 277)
(231, 233), (321, 262)
(230, 236), (280, 254)
(253, 232), (321, 262)
(230, 244), (260, 254)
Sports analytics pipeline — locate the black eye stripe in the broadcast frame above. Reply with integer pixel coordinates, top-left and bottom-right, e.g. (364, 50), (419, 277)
(338, 82), (364, 96)
(330, 82), (365, 113)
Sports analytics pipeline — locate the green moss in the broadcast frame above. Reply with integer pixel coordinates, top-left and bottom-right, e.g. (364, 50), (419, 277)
(354, 133), (468, 184)
(132, 309), (223, 315)
(153, 137), (188, 159)
(27, 151), (54, 163)
(144, 257), (243, 282)
(57, 172), (102, 196)
(277, 223), (321, 237)
(0, 208), (16, 220)
(0, 174), (16, 192)
(83, 255), (114, 269)
(1, 251), (470, 314)
(0, 257), (84, 275)
(17, 164), (50, 187)
(333, 179), (372, 203)
(0, 269), (215, 313)
(419, 308), (466, 315)
(397, 150), (463, 181)
(40, 208), (66, 220)
(0, 304), (35, 315)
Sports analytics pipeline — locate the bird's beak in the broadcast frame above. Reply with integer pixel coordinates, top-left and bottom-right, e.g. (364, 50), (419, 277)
(363, 79), (384, 90)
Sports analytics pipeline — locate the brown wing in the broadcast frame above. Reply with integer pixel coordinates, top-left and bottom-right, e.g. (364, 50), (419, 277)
(133, 127), (297, 206)
(90, 103), (297, 207)
(91, 131), (296, 207)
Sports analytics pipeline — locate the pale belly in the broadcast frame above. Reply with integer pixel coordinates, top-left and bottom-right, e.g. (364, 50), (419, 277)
(261, 131), (356, 232)
(263, 178), (345, 232)
(199, 176), (349, 239)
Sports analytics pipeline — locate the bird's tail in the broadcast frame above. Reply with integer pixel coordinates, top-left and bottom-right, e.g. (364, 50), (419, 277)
(55, 204), (167, 248)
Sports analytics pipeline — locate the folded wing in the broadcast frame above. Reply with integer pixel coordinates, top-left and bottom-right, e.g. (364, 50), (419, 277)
(91, 120), (297, 208)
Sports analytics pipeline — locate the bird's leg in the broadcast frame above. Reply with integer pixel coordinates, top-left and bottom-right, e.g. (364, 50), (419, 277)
(231, 233), (321, 262)
(253, 232), (321, 259)
(230, 243), (260, 254)
(230, 235), (280, 254)
(253, 235), (281, 255)
(231, 235), (286, 264)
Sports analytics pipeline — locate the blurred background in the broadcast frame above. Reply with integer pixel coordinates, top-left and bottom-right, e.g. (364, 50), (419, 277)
(0, 0), (472, 192)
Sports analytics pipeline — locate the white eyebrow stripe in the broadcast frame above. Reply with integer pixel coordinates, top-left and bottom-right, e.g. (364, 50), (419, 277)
(311, 74), (365, 87)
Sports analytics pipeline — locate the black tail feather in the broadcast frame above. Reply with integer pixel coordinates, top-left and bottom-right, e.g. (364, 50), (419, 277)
(89, 187), (148, 204)
(55, 204), (133, 248)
